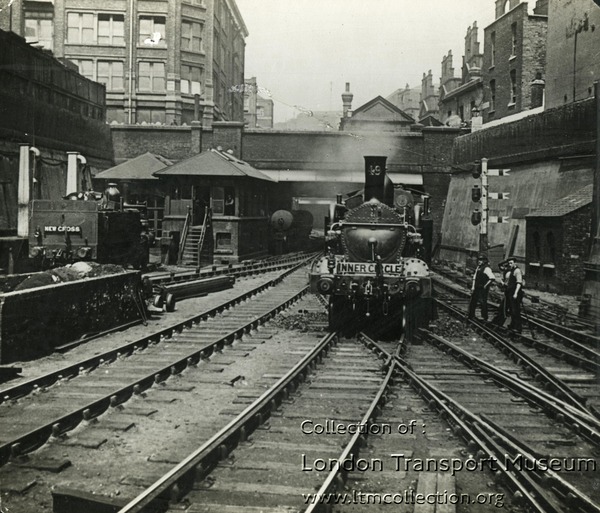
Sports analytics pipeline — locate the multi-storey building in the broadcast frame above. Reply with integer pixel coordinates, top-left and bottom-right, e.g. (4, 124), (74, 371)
(2, 0), (248, 126)
(438, 24), (485, 126)
(419, 70), (439, 120)
(386, 84), (420, 122)
(244, 76), (274, 129)
(481, 0), (548, 123)
(544, 0), (600, 109)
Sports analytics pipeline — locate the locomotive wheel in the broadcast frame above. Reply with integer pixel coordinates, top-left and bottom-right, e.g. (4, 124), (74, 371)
(165, 293), (176, 312)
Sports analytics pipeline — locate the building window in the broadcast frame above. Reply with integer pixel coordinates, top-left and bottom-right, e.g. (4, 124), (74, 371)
(489, 80), (496, 111)
(139, 16), (166, 45)
(180, 65), (203, 94)
(67, 12), (124, 45)
(509, 70), (517, 105)
(216, 233), (231, 249)
(25, 17), (54, 50)
(181, 20), (203, 52)
(138, 62), (165, 91)
(136, 108), (165, 124)
(212, 186), (224, 214)
(511, 22), (517, 57)
(97, 61), (124, 90)
(98, 14), (124, 45)
(72, 59), (94, 80)
(490, 31), (495, 67)
(67, 12), (95, 44)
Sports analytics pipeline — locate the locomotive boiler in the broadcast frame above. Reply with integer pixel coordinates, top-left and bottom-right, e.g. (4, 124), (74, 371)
(28, 183), (150, 269)
(309, 156), (434, 334)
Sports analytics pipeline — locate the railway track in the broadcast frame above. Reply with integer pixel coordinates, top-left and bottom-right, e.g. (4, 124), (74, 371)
(400, 329), (600, 513)
(89, 333), (511, 513)
(145, 251), (318, 287)
(433, 280), (600, 416)
(0, 262), (333, 511)
(4, 268), (599, 512)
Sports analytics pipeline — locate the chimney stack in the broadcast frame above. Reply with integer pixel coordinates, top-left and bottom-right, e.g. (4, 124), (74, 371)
(342, 82), (353, 118)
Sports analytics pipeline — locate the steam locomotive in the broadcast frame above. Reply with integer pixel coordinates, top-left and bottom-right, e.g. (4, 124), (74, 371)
(28, 183), (151, 269)
(269, 209), (314, 254)
(309, 156), (434, 334)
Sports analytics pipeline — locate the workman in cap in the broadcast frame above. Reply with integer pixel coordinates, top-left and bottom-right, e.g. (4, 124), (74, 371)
(504, 257), (524, 333)
(468, 254), (495, 321)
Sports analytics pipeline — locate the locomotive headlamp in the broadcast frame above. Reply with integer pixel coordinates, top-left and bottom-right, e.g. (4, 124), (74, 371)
(404, 279), (421, 298)
(471, 209), (482, 225)
(471, 185), (481, 203)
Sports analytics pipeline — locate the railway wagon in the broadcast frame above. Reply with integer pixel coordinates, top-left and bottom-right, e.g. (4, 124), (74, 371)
(309, 156), (434, 334)
(28, 188), (149, 269)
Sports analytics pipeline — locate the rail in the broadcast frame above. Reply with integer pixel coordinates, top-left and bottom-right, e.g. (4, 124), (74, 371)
(360, 333), (600, 513)
(117, 331), (338, 513)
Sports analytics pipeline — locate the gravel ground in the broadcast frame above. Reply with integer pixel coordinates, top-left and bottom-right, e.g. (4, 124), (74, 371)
(1, 267), (321, 512)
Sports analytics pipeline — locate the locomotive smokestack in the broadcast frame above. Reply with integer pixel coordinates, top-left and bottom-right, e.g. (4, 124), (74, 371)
(364, 156), (388, 203)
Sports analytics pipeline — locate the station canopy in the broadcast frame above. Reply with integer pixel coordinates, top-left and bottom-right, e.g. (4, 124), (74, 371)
(260, 169), (423, 185)
(154, 149), (277, 182)
(95, 152), (172, 181)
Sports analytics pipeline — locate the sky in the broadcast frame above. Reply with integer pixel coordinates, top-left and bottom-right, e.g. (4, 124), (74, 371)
(235, 0), (497, 123)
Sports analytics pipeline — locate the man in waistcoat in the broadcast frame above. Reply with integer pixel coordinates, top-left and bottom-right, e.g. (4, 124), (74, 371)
(468, 255), (495, 321)
(505, 258), (524, 333)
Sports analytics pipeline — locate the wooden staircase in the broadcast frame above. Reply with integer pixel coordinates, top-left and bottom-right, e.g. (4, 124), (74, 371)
(180, 209), (213, 266)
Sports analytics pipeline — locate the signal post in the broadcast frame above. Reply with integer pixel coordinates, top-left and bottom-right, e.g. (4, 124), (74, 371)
(471, 158), (510, 254)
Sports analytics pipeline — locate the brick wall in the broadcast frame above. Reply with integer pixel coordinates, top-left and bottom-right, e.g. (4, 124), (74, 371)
(482, 3), (547, 122)
(111, 125), (214, 162)
(546, 0), (600, 108)
(562, 206), (592, 293)
(521, 16), (547, 109)
(111, 125), (462, 236)
(453, 97), (595, 165)
(526, 206), (591, 294)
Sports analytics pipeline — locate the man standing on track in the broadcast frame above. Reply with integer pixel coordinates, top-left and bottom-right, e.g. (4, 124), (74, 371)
(505, 257), (524, 333)
(468, 254), (495, 321)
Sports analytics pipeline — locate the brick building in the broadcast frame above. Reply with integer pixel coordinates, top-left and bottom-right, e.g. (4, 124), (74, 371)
(419, 70), (439, 120)
(544, 0), (600, 108)
(482, 0), (548, 123)
(244, 76), (274, 129)
(439, 23), (485, 127)
(386, 84), (420, 122)
(339, 95), (415, 132)
(1, 0), (248, 126)
(525, 184), (592, 294)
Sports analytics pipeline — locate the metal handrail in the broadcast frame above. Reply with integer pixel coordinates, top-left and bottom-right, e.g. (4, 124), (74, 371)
(177, 206), (192, 265)
(196, 207), (210, 266)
